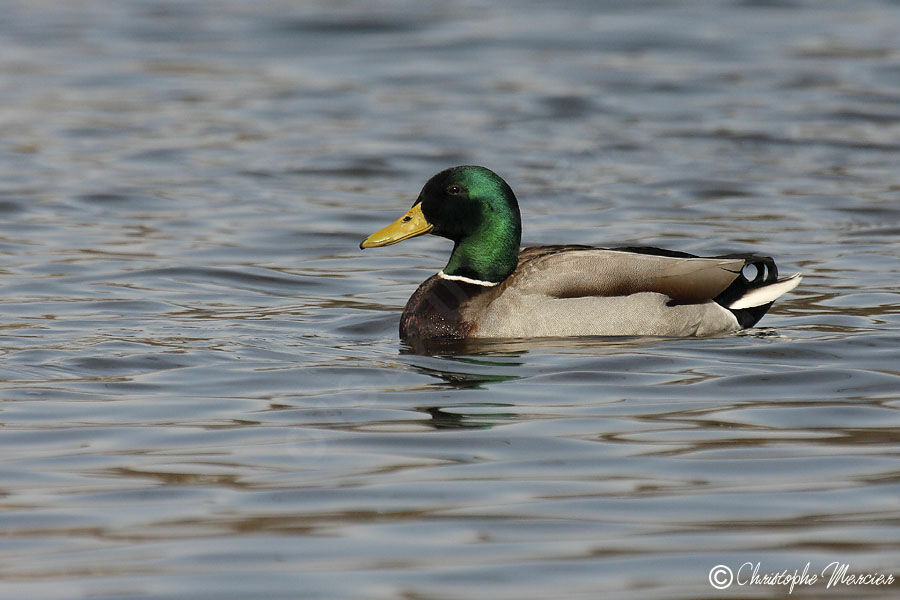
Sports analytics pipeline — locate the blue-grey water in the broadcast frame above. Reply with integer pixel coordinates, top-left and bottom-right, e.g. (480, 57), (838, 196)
(1, 1), (898, 598)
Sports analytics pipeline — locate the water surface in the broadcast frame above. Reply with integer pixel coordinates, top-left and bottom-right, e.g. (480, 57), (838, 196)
(1, 1), (898, 598)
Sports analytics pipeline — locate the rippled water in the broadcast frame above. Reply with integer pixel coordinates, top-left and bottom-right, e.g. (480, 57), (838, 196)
(1, 1), (899, 598)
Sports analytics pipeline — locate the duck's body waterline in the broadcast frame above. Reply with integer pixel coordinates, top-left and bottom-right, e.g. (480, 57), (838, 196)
(361, 166), (801, 342)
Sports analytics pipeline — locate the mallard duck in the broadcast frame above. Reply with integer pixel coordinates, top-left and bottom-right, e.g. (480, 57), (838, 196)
(360, 165), (801, 341)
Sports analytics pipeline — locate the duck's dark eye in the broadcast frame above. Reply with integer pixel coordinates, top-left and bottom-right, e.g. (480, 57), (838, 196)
(447, 184), (463, 195)
(402, 216), (411, 222)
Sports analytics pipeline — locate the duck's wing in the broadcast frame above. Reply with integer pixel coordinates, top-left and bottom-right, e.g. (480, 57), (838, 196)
(507, 245), (754, 304)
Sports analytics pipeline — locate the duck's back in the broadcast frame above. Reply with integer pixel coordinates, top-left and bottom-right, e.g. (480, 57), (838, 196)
(502, 246), (746, 302)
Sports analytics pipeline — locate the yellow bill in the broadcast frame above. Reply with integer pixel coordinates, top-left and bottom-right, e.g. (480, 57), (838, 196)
(360, 203), (433, 249)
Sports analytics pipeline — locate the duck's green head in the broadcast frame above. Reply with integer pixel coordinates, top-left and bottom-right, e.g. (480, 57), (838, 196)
(360, 165), (522, 284)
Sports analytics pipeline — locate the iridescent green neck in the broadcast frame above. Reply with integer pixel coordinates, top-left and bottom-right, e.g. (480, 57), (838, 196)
(443, 214), (520, 283)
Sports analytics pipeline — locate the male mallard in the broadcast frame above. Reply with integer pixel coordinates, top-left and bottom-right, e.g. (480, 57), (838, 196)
(360, 165), (801, 341)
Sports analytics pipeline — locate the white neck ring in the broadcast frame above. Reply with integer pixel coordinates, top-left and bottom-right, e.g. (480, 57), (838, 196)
(438, 271), (499, 287)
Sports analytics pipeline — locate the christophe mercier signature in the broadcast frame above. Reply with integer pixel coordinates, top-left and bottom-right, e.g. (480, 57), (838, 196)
(708, 561), (895, 593)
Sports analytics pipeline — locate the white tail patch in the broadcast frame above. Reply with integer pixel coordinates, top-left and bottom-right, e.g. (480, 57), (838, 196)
(728, 273), (802, 310)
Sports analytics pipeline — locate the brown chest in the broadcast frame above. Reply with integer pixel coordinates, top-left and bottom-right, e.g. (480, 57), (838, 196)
(399, 276), (495, 341)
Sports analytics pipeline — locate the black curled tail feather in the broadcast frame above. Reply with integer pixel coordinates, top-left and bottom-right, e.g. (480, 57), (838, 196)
(714, 254), (779, 329)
